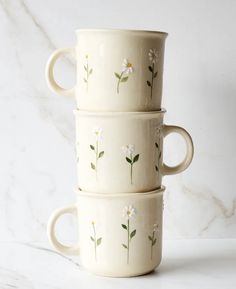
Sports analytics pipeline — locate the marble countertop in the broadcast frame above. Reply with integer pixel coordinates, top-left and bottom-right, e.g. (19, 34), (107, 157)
(0, 239), (235, 289)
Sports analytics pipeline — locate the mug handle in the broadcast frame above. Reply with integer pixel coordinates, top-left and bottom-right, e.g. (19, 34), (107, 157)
(47, 205), (79, 255)
(45, 47), (76, 97)
(160, 125), (194, 175)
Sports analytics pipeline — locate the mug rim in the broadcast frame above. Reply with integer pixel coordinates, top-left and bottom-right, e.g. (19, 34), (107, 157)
(76, 28), (168, 37)
(75, 186), (165, 198)
(73, 109), (166, 118)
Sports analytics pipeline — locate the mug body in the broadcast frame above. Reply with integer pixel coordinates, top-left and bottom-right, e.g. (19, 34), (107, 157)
(75, 29), (168, 111)
(77, 188), (164, 277)
(75, 110), (164, 193)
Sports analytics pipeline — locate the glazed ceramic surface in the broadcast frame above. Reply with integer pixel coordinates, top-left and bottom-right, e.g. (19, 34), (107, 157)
(45, 29), (168, 111)
(47, 187), (165, 277)
(75, 110), (194, 193)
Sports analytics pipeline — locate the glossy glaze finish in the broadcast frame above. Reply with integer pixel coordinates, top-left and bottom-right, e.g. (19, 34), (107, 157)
(45, 29), (168, 111)
(47, 187), (164, 277)
(75, 110), (194, 193)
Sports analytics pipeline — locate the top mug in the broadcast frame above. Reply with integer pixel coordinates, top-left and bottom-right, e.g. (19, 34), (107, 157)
(46, 29), (168, 111)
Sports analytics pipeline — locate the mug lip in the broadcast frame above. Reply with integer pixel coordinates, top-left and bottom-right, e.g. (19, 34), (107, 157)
(73, 109), (166, 118)
(76, 28), (168, 37)
(75, 186), (165, 198)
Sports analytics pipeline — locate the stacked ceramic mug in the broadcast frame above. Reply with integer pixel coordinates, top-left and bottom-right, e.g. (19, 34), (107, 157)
(46, 29), (194, 277)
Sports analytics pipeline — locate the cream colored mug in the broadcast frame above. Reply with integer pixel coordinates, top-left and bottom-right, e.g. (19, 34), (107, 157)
(75, 110), (194, 193)
(46, 29), (168, 111)
(47, 187), (165, 277)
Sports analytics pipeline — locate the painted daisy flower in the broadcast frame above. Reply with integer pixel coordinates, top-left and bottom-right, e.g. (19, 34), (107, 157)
(156, 126), (162, 137)
(122, 144), (135, 158)
(93, 127), (103, 140)
(122, 205), (136, 220)
(153, 223), (159, 232)
(122, 59), (134, 74)
(149, 48), (159, 64)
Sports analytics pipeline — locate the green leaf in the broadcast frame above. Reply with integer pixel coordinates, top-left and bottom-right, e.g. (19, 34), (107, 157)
(122, 244), (128, 249)
(97, 237), (102, 246)
(89, 68), (93, 75)
(155, 165), (159, 172)
(122, 224), (127, 230)
(115, 72), (121, 79)
(130, 229), (136, 239)
(155, 142), (159, 149)
(148, 235), (152, 241)
(84, 78), (87, 83)
(99, 151), (104, 158)
(126, 157), (132, 164)
(153, 71), (158, 78)
(91, 163), (96, 170)
(148, 66), (153, 72)
(90, 145), (95, 150)
(133, 154), (139, 163)
(84, 65), (88, 71)
(152, 238), (157, 246)
(121, 76), (128, 82)
(147, 80), (151, 87)
(90, 236), (94, 242)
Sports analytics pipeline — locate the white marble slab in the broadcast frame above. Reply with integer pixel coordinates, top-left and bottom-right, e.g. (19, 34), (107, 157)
(0, 0), (235, 242)
(0, 240), (235, 289)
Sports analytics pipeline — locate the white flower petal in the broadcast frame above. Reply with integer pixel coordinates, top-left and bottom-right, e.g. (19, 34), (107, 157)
(93, 126), (103, 140)
(121, 59), (134, 74)
(122, 205), (136, 219)
(149, 48), (159, 64)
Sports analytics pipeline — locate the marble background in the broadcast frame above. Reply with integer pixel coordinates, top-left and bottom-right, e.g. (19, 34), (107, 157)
(0, 0), (235, 243)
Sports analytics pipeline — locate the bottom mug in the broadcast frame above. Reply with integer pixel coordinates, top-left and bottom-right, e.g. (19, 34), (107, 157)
(47, 187), (165, 277)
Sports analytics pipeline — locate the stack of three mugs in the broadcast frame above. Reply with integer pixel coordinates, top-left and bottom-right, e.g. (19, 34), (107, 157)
(46, 29), (194, 277)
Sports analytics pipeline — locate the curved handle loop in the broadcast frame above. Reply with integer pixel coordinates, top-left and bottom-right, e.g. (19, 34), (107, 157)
(160, 125), (194, 175)
(47, 205), (79, 256)
(45, 47), (76, 97)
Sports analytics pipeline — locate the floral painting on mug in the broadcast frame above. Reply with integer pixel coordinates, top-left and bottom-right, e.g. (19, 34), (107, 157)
(147, 49), (159, 98)
(115, 59), (134, 93)
(90, 127), (104, 180)
(83, 55), (93, 91)
(90, 221), (102, 261)
(148, 223), (159, 260)
(155, 126), (162, 172)
(121, 205), (137, 264)
(122, 144), (140, 184)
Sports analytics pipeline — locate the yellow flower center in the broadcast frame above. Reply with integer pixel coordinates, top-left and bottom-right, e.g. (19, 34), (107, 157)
(127, 63), (132, 68)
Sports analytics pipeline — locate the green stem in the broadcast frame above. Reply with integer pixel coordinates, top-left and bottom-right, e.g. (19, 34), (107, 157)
(127, 218), (130, 264)
(86, 59), (89, 92)
(151, 231), (154, 260)
(130, 155), (133, 185)
(117, 71), (124, 93)
(95, 140), (98, 180)
(130, 164), (133, 185)
(92, 223), (97, 261)
(150, 63), (155, 99)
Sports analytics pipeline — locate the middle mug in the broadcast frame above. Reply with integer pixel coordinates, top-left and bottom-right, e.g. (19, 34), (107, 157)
(75, 110), (194, 193)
